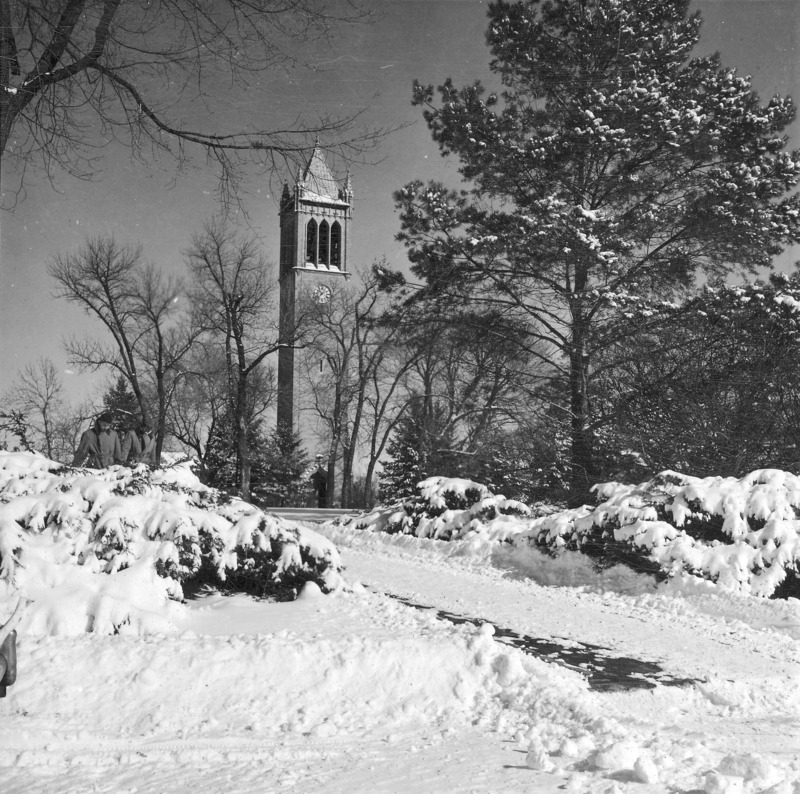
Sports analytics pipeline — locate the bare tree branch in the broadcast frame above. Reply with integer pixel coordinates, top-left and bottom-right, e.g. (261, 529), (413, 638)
(2, 0), (395, 203)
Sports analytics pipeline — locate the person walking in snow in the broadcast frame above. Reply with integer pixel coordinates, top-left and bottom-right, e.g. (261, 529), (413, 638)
(72, 413), (123, 468)
(121, 420), (156, 467)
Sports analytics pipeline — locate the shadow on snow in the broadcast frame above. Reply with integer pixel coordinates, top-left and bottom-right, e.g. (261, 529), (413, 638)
(383, 592), (698, 693)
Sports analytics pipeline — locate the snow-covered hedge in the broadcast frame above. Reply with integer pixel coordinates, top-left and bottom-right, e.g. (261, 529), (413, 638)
(342, 476), (535, 541)
(0, 451), (345, 634)
(345, 471), (800, 598)
(521, 469), (800, 598)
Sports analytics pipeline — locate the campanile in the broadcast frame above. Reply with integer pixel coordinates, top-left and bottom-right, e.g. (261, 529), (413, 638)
(277, 145), (352, 431)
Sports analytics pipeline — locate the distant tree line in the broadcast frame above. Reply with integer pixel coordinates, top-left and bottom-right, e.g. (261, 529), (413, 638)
(8, 226), (800, 512)
(7, 225), (800, 510)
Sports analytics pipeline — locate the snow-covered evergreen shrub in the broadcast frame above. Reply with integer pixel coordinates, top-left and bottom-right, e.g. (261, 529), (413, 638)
(519, 469), (800, 597)
(341, 476), (533, 541)
(342, 469), (800, 598)
(0, 451), (345, 633)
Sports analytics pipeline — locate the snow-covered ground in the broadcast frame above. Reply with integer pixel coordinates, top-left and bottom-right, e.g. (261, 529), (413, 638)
(2, 454), (800, 792)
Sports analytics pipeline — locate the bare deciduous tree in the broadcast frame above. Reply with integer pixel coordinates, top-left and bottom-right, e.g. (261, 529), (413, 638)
(1, 357), (94, 462)
(299, 264), (421, 507)
(185, 218), (281, 500)
(49, 235), (197, 462)
(167, 356), (228, 478)
(4, 357), (63, 459)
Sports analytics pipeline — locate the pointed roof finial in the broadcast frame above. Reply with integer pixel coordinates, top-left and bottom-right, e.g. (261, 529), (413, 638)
(299, 143), (340, 201)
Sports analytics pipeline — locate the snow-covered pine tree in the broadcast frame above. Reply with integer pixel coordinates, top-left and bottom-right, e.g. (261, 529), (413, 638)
(395, 0), (800, 502)
(594, 272), (800, 479)
(379, 395), (459, 502)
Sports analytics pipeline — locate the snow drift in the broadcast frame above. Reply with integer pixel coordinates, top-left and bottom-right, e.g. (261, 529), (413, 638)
(0, 451), (344, 635)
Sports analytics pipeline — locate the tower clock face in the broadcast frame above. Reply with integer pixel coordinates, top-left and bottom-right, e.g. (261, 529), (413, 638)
(314, 284), (332, 304)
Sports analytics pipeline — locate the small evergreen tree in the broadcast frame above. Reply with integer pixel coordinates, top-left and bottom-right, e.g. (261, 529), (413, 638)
(253, 427), (310, 507)
(379, 395), (459, 502)
(380, 437), (422, 503)
(202, 420), (235, 494)
(203, 412), (264, 495)
(102, 376), (142, 430)
(465, 429), (550, 503)
(203, 416), (310, 506)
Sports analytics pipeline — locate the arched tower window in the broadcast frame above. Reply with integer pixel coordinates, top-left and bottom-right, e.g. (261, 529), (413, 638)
(318, 220), (330, 266)
(330, 222), (342, 268)
(306, 219), (318, 264)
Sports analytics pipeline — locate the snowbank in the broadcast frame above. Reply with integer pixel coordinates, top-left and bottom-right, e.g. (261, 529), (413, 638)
(2, 587), (721, 793)
(0, 452), (345, 635)
(4, 590), (600, 752)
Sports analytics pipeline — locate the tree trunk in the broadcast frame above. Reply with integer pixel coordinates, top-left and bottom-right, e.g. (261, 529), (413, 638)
(236, 387), (251, 502)
(340, 417), (361, 509)
(324, 381), (347, 507)
(567, 331), (598, 506)
(325, 452), (336, 508)
(340, 452), (352, 508)
(364, 458), (378, 508)
(154, 380), (167, 468)
(42, 413), (53, 460)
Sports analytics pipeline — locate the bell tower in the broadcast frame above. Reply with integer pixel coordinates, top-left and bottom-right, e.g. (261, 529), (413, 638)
(277, 145), (352, 432)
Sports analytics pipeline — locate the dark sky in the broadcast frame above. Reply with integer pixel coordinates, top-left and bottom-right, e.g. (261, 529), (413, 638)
(2, 0), (798, 401)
